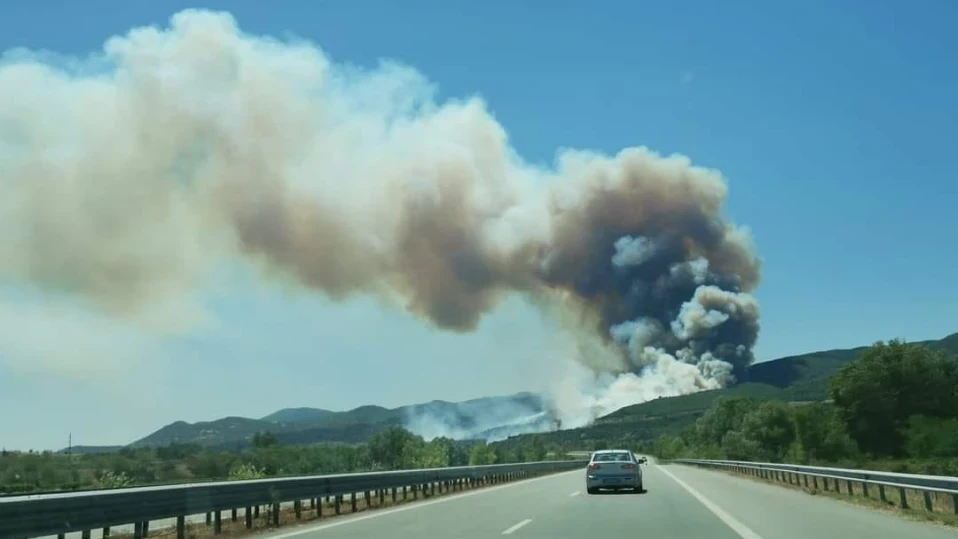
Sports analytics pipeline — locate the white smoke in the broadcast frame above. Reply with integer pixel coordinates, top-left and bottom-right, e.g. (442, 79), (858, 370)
(0, 10), (761, 438)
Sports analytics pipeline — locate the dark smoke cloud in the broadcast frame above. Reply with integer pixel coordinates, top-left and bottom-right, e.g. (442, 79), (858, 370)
(0, 10), (761, 415)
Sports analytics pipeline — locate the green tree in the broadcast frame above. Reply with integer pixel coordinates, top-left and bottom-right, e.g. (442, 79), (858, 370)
(652, 435), (688, 460)
(252, 432), (280, 449)
(529, 436), (547, 461)
(791, 403), (857, 462)
(830, 340), (958, 456)
(904, 416), (958, 458)
(720, 430), (763, 460)
(695, 397), (760, 449)
(740, 401), (796, 462)
(368, 427), (419, 470)
(469, 442), (497, 465)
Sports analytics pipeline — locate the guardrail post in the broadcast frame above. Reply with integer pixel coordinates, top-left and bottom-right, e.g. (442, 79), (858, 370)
(878, 484), (886, 502)
(254, 505), (260, 518)
(316, 497), (323, 518)
(846, 480), (853, 496)
(352, 491), (358, 511)
(103, 527), (111, 538)
(899, 487), (908, 509)
(812, 476), (819, 490)
(923, 491), (933, 512)
(862, 482), (869, 498)
(214, 510), (222, 535)
(366, 490), (372, 506)
(245, 507), (253, 529)
(81, 531), (91, 539)
(392, 487), (397, 503)
(335, 495), (342, 515)
(133, 522), (142, 539)
(206, 512), (212, 526)
(177, 515), (186, 539)
(380, 488), (385, 505)
(413, 484), (418, 500)
(803, 475), (809, 488)
(294, 499), (302, 519)
(272, 502), (280, 526)
(952, 493), (958, 515)
(431, 482), (436, 496)
(232, 508), (238, 521)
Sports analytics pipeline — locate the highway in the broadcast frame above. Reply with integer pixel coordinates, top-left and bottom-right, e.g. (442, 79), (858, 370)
(259, 461), (956, 539)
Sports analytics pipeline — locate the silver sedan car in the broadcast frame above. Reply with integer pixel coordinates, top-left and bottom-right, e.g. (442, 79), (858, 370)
(585, 449), (646, 494)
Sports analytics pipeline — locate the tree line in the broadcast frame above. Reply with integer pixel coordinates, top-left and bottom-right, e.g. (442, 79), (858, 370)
(650, 340), (958, 475)
(0, 426), (560, 494)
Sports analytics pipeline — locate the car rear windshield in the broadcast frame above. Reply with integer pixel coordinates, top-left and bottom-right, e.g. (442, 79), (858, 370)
(593, 452), (632, 462)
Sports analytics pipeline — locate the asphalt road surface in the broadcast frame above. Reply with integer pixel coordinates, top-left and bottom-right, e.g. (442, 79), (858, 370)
(258, 461), (956, 539)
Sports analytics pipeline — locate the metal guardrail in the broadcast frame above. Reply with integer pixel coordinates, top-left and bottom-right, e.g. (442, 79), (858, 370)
(675, 459), (958, 514)
(0, 459), (587, 539)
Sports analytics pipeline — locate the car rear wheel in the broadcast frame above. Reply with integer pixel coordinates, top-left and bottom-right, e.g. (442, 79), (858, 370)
(587, 487), (598, 494)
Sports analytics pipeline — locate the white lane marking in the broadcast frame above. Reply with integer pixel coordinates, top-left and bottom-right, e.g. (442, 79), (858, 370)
(265, 470), (580, 538)
(657, 466), (764, 539)
(569, 490), (581, 497)
(501, 519), (533, 535)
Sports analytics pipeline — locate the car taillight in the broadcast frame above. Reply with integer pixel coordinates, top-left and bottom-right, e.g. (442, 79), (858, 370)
(589, 463), (601, 470)
(621, 463), (636, 470)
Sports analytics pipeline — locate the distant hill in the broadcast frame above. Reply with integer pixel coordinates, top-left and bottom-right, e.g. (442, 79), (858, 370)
(113, 333), (957, 453)
(128, 392), (547, 449)
(56, 445), (124, 455)
(260, 408), (336, 424)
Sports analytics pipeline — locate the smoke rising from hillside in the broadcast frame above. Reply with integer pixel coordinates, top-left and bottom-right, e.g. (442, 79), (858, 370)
(0, 10), (761, 430)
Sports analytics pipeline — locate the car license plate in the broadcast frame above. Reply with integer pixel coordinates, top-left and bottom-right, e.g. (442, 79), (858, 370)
(604, 478), (620, 484)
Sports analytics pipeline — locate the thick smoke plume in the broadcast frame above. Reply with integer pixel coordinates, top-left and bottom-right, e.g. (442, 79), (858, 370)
(0, 10), (761, 429)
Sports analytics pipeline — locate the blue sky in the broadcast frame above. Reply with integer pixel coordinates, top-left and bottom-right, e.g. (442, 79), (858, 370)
(1, 0), (956, 450)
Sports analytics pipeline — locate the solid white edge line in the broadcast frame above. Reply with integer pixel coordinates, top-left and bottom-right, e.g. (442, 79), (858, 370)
(569, 491), (581, 497)
(265, 470), (579, 538)
(501, 518), (533, 535)
(657, 466), (765, 539)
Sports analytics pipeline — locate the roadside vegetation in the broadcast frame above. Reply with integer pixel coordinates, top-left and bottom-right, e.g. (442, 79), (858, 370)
(647, 339), (958, 475)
